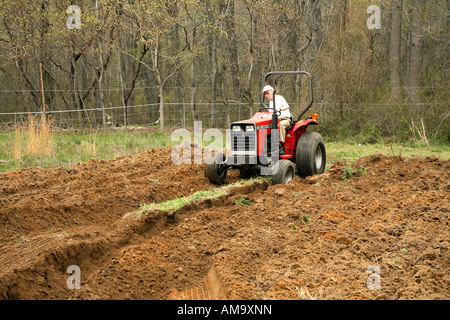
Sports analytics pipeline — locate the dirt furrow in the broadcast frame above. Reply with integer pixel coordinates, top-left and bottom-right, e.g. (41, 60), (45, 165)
(0, 148), (448, 300)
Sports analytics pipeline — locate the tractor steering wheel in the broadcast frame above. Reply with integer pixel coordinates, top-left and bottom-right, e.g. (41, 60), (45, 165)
(259, 107), (280, 115)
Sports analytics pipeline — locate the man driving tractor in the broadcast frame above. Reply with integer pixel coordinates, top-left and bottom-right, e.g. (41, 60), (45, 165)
(204, 71), (326, 186)
(262, 85), (293, 155)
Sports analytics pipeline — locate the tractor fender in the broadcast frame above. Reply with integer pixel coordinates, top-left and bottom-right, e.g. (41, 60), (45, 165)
(290, 119), (319, 152)
(292, 119), (318, 135)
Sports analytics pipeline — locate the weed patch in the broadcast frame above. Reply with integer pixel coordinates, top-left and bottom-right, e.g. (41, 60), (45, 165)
(235, 197), (252, 206)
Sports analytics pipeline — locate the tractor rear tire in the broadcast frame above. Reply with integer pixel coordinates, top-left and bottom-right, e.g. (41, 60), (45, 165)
(271, 159), (295, 185)
(296, 132), (326, 178)
(204, 153), (228, 185)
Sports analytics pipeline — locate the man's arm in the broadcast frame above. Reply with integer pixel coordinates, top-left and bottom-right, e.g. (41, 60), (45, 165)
(277, 95), (290, 111)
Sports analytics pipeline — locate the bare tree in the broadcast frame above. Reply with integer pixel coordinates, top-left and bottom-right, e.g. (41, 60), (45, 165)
(125, 0), (188, 129)
(389, 0), (402, 98)
(179, 0), (206, 124)
(206, 0), (219, 127)
(408, 0), (424, 103)
(222, 0), (242, 103)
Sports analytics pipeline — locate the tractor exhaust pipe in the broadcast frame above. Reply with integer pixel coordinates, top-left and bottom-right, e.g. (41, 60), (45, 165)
(272, 89), (278, 131)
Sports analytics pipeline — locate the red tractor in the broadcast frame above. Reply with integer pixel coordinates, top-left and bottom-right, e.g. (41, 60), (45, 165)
(204, 71), (326, 185)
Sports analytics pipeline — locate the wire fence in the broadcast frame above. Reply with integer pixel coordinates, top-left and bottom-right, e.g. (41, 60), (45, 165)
(0, 102), (257, 130)
(0, 99), (448, 142)
(1, 80), (447, 132)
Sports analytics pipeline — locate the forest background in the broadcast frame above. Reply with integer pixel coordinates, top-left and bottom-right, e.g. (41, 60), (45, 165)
(0, 0), (448, 144)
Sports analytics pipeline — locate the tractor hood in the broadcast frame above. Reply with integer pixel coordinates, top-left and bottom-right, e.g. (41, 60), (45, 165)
(231, 112), (319, 130)
(231, 112), (274, 127)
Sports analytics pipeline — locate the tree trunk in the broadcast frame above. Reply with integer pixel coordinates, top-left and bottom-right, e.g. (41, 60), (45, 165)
(70, 52), (84, 127)
(389, 0), (402, 98)
(210, 34), (218, 128)
(190, 49), (197, 124)
(338, 0), (348, 122)
(144, 54), (157, 123)
(96, 2), (106, 129)
(117, 49), (127, 128)
(98, 42), (106, 129)
(242, 6), (256, 118)
(158, 80), (165, 130)
(189, 27), (197, 124)
(173, 22), (184, 127)
(14, 59), (40, 111)
(293, 0), (303, 102)
(152, 38), (165, 130)
(224, 0), (242, 107)
(309, 0), (323, 51)
(408, 0), (424, 103)
(207, 1), (218, 128)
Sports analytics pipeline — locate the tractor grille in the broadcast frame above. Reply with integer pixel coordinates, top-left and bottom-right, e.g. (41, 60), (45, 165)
(230, 124), (257, 156)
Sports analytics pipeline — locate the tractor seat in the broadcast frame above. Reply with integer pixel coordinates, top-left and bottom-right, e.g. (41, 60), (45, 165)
(285, 114), (294, 131)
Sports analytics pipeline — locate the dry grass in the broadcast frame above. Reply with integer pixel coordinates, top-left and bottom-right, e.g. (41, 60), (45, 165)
(13, 114), (55, 162)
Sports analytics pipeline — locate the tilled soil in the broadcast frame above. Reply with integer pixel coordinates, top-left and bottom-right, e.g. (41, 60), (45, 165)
(0, 146), (448, 300)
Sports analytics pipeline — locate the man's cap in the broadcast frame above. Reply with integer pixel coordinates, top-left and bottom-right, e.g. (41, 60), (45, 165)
(262, 85), (274, 93)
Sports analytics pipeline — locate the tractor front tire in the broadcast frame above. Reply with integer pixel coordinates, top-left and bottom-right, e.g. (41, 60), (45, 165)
(271, 159), (295, 185)
(296, 132), (326, 178)
(204, 153), (228, 185)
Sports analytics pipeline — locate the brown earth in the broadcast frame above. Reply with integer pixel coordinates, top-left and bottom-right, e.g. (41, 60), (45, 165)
(0, 146), (448, 300)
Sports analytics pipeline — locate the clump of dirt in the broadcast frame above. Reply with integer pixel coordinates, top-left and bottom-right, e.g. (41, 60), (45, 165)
(0, 150), (448, 300)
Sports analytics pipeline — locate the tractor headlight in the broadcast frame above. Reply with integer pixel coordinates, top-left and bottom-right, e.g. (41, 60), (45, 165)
(245, 125), (255, 132)
(232, 126), (241, 132)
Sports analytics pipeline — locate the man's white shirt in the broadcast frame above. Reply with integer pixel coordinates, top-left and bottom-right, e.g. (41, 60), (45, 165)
(269, 95), (292, 119)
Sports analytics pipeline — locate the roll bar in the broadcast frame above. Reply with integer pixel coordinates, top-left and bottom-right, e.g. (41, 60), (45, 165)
(260, 71), (314, 122)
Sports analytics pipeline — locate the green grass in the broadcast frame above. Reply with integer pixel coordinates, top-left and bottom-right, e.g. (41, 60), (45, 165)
(135, 188), (226, 216)
(135, 178), (264, 216)
(0, 129), (176, 172)
(0, 128), (448, 173)
(234, 197), (252, 205)
(325, 138), (450, 169)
